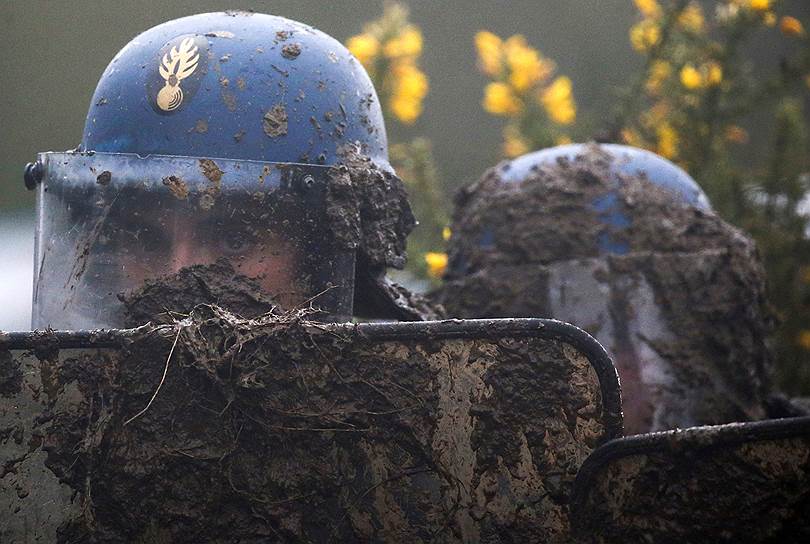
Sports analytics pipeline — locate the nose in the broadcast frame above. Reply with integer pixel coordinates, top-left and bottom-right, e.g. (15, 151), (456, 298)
(169, 223), (201, 273)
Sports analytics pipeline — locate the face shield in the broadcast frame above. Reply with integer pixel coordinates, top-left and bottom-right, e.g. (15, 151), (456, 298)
(30, 151), (354, 329)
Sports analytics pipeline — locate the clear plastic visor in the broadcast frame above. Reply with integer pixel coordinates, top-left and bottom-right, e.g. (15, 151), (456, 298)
(33, 152), (354, 329)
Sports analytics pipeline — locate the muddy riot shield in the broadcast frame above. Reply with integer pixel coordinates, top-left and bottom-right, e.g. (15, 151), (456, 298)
(571, 416), (810, 543)
(1, 316), (621, 543)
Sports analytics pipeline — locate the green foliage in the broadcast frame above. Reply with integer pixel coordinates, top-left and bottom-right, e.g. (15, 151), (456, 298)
(350, 0), (810, 393)
(390, 138), (449, 282)
(614, 0), (810, 394)
(346, 2), (449, 281)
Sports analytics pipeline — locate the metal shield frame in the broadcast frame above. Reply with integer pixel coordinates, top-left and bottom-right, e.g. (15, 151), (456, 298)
(570, 415), (810, 532)
(1, 317), (623, 441)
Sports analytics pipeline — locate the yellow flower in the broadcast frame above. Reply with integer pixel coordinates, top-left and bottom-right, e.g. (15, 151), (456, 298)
(502, 125), (530, 158)
(483, 82), (524, 116)
(389, 62), (428, 124)
(555, 135), (573, 146)
(679, 62), (722, 90)
(383, 25), (423, 59)
(678, 3), (705, 33)
(475, 31), (503, 77)
(764, 12), (777, 27)
(797, 330), (810, 351)
(503, 136), (529, 158)
(425, 252), (448, 279)
(705, 62), (723, 87)
(749, 0), (770, 12)
(634, 0), (662, 19)
(390, 96), (422, 124)
(656, 122), (679, 159)
(540, 76), (576, 125)
(392, 62), (429, 98)
(780, 16), (806, 37)
(630, 20), (661, 52)
(725, 125), (749, 144)
(504, 35), (553, 92)
(442, 226), (452, 241)
(646, 60), (672, 94)
(346, 33), (380, 67)
(680, 64), (703, 90)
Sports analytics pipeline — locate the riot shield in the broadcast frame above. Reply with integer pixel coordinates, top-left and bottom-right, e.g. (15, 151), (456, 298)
(1, 316), (621, 543)
(571, 416), (810, 543)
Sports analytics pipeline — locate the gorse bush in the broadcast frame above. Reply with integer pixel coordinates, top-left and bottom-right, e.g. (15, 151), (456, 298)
(347, 1), (810, 393)
(474, 30), (577, 157)
(614, 0), (810, 395)
(347, 3), (447, 281)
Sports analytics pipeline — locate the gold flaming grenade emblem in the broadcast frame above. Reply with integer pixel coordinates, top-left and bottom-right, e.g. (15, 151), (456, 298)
(157, 37), (200, 112)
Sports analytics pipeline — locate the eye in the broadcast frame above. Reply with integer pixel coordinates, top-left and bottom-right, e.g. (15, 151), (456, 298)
(218, 230), (255, 255)
(105, 218), (171, 254)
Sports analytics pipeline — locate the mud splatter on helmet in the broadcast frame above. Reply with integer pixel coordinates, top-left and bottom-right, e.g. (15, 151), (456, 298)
(25, 11), (413, 329)
(440, 143), (774, 434)
(496, 144), (711, 255)
(500, 144), (711, 209)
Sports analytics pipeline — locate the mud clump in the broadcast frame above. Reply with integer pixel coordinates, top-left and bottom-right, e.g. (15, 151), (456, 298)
(162, 175), (189, 199)
(573, 421), (810, 543)
(198, 158), (223, 186)
(328, 145), (415, 271)
(27, 308), (610, 542)
(205, 30), (235, 39)
(118, 259), (279, 327)
(445, 145), (747, 267)
(354, 264), (444, 321)
(95, 170), (111, 186)
(0, 350), (22, 396)
(281, 42), (302, 59)
(326, 146), (436, 319)
(438, 143), (775, 433)
(262, 104), (288, 137)
(221, 89), (237, 112)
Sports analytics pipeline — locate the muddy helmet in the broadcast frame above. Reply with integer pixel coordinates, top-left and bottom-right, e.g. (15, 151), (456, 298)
(500, 144), (710, 209)
(441, 143), (773, 434)
(496, 143), (711, 255)
(24, 11), (397, 329)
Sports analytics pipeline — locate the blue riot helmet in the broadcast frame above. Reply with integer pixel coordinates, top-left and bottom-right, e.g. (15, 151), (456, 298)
(496, 143), (711, 255)
(25, 12), (407, 329)
(442, 143), (773, 434)
(448, 143), (713, 272)
(499, 144), (711, 211)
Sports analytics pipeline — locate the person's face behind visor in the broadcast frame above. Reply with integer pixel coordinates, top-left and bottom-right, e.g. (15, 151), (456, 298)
(86, 190), (304, 309)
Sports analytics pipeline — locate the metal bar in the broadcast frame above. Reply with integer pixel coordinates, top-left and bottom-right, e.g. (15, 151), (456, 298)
(1, 317), (623, 440)
(570, 415), (810, 514)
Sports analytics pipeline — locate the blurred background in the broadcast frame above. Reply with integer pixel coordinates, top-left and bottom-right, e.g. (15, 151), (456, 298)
(2, 0), (810, 391)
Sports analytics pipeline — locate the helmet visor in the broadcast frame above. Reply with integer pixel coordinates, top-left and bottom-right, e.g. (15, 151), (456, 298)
(33, 152), (354, 328)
